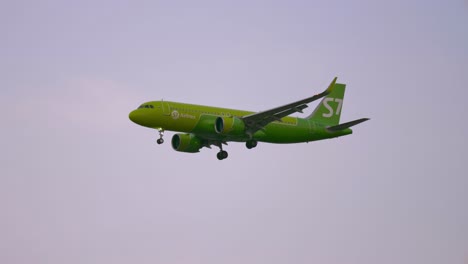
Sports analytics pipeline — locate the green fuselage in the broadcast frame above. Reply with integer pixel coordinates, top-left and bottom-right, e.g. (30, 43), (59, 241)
(129, 100), (352, 144)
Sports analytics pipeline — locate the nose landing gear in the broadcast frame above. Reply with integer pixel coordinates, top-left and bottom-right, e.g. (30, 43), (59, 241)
(156, 128), (165, 144)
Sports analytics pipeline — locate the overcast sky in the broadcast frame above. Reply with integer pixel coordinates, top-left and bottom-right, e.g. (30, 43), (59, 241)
(1, 1), (467, 264)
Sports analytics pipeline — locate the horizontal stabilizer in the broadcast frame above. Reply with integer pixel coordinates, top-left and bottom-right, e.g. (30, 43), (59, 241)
(326, 118), (370, 132)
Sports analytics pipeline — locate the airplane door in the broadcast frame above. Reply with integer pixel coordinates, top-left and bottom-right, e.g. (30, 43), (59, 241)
(161, 101), (171, 116)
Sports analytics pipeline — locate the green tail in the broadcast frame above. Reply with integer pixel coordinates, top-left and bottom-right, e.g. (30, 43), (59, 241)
(307, 83), (346, 125)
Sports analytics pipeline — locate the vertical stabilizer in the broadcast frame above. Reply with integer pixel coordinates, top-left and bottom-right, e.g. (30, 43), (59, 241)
(307, 83), (346, 125)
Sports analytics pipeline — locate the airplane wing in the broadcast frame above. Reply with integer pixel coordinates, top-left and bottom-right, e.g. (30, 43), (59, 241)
(242, 77), (337, 136)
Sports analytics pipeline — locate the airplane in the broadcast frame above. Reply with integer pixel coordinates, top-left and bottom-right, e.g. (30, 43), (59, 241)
(129, 77), (369, 160)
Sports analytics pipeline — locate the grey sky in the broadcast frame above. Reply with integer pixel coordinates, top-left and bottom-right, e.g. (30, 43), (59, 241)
(1, 1), (467, 263)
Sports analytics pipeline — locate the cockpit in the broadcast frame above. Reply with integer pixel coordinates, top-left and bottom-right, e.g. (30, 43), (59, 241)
(138, 104), (154, 109)
(130, 103), (158, 127)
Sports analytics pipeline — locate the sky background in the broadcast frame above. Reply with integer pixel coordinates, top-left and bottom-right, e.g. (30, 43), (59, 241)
(1, 0), (468, 263)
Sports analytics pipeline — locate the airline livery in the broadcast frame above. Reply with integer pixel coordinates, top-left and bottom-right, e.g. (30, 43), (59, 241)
(129, 77), (369, 160)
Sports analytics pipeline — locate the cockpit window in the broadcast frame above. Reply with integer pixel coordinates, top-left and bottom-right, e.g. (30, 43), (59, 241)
(138, 104), (154, 109)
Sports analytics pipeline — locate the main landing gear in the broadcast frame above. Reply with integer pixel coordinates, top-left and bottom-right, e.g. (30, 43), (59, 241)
(217, 151), (228, 160)
(216, 143), (228, 160)
(246, 140), (257, 149)
(215, 140), (257, 160)
(156, 128), (165, 144)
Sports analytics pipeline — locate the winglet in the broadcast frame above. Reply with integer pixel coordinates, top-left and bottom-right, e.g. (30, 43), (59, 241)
(326, 77), (338, 94)
(314, 77), (337, 98)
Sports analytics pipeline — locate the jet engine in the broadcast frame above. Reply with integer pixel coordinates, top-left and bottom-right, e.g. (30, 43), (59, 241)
(171, 133), (202, 153)
(214, 116), (245, 136)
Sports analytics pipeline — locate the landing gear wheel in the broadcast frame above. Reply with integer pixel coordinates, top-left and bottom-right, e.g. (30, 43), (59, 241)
(246, 140), (257, 149)
(156, 128), (165, 144)
(217, 151), (228, 160)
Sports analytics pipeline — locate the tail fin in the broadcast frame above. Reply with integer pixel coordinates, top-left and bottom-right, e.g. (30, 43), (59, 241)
(307, 82), (346, 125)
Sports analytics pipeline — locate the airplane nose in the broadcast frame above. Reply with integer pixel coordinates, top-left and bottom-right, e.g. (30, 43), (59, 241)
(129, 110), (139, 124)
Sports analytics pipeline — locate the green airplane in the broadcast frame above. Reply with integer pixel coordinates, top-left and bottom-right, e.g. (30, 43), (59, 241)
(129, 77), (369, 160)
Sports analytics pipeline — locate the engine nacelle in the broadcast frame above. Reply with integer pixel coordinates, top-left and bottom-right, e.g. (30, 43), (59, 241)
(171, 133), (202, 153)
(215, 116), (245, 136)
(191, 115), (218, 134)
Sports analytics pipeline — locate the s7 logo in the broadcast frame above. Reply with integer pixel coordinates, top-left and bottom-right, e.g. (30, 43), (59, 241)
(322, 98), (343, 118)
